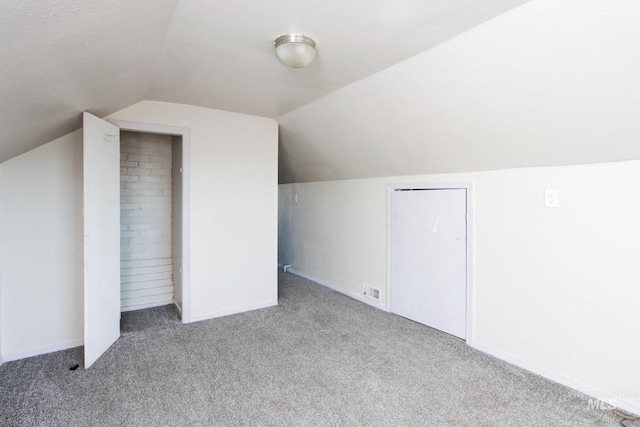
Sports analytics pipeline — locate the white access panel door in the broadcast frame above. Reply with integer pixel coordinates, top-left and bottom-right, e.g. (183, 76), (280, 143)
(83, 112), (121, 368)
(390, 189), (467, 339)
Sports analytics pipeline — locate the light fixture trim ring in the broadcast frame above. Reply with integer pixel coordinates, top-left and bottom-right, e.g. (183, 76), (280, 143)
(274, 33), (316, 49)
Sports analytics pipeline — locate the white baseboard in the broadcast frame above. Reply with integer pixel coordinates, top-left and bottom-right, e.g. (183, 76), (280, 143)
(469, 340), (640, 416)
(2, 338), (84, 363)
(188, 300), (278, 323)
(288, 268), (387, 311)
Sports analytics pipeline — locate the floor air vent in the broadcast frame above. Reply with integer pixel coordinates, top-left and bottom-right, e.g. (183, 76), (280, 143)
(362, 285), (381, 301)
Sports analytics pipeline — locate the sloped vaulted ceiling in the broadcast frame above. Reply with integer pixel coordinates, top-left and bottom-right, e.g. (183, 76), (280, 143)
(3, 0), (639, 183)
(0, 0), (180, 161)
(1, 0), (529, 163)
(278, 0), (640, 183)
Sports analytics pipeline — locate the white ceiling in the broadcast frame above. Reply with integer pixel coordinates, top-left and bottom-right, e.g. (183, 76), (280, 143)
(0, 0), (530, 163)
(0, 0), (179, 162)
(278, 0), (640, 182)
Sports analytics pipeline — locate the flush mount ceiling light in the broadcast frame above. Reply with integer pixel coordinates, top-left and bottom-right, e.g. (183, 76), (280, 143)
(273, 33), (316, 68)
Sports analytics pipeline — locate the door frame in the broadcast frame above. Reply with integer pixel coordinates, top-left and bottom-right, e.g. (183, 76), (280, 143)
(386, 181), (474, 342)
(109, 119), (192, 324)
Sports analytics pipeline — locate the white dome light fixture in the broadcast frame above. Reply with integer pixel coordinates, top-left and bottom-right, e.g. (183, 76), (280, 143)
(274, 33), (316, 68)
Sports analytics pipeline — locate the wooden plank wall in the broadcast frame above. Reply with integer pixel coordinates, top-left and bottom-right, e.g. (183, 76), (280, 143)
(120, 131), (174, 312)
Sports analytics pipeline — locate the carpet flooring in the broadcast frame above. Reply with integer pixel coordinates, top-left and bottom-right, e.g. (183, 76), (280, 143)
(0, 272), (633, 426)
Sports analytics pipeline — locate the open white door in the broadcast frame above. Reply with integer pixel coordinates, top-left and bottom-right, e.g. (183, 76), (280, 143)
(83, 112), (121, 368)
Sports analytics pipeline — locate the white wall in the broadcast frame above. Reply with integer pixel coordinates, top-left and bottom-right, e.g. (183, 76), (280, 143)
(279, 160), (640, 413)
(109, 102), (278, 321)
(0, 101), (278, 361)
(0, 131), (84, 360)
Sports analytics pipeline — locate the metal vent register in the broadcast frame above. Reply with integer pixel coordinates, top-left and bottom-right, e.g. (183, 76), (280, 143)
(363, 285), (381, 301)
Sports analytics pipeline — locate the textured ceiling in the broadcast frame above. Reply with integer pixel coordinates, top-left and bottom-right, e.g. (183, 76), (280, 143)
(278, 0), (640, 183)
(0, 0), (530, 163)
(0, 0), (179, 162)
(147, 0), (532, 118)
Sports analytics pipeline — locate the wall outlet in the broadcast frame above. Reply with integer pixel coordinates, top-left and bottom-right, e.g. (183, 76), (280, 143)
(545, 189), (558, 207)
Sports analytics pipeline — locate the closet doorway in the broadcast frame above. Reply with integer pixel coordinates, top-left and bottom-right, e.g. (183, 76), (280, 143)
(110, 120), (191, 323)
